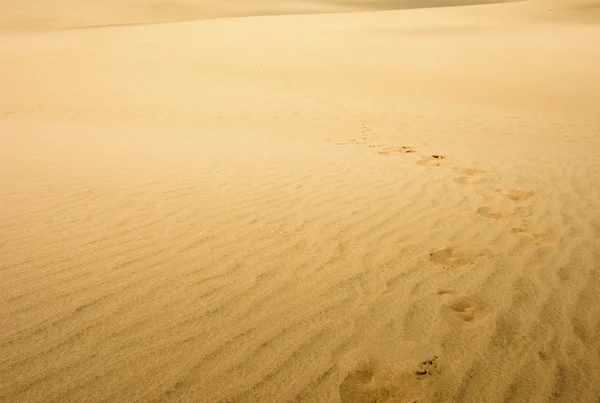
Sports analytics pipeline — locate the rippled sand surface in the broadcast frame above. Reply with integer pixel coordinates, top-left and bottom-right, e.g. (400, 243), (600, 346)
(2, 0), (600, 401)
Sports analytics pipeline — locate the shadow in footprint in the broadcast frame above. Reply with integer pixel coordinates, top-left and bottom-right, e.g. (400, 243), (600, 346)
(454, 167), (485, 175)
(441, 296), (489, 326)
(437, 288), (458, 295)
(477, 206), (514, 219)
(454, 176), (488, 185)
(416, 155), (446, 166)
(430, 247), (473, 269)
(415, 356), (439, 377)
(377, 146), (416, 155)
(510, 227), (558, 245)
(497, 188), (534, 201)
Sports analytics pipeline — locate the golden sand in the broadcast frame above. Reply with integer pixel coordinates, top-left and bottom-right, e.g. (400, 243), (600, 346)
(1, 0), (600, 401)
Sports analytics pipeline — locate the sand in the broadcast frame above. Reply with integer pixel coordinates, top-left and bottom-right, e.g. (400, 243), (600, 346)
(1, 0), (600, 402)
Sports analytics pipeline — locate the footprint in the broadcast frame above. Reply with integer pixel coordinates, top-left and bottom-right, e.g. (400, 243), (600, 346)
(453, 167), (485, 176)
(359, 122), (374, 134)
(441, 296), (489, 326)
(416, 155), (446, 166)
(430, 247), (473, 269)
(528, 232), (556, 245)
(415, 356), (439, 376)
(164, 381), (184, 397)
(377, 146), (416, 155)
(430, 247), (492, 269)
(436, 288), (458, 295)
(454, 176), (488, 185)
(477, 205), (514, 219)
(510, 227), (559, 245)
(338, 354), (437, 403)
(338, 362), (391, 403)
(497, 188), (534, 201)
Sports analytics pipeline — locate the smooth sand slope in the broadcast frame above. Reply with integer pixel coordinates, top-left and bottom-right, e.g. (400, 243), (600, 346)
(1, 0), (600, 402)
(0, 0), (515, 32)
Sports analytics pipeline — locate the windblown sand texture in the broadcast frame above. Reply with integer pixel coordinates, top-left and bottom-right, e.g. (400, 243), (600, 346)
(2, 0), (600, 402)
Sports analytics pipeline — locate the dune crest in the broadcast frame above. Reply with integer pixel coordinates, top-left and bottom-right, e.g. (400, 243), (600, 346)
(0, 0), (516, 32)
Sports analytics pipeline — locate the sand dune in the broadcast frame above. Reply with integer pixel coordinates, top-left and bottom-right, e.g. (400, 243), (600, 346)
(1, 0), (600, 402)
(0, 0), (516, 32)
